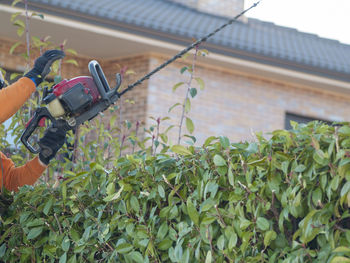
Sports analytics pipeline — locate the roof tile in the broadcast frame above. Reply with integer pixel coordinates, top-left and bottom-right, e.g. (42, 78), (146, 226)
(26, 0), (350, 81)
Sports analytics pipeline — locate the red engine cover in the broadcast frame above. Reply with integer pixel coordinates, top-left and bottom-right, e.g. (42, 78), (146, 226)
(53, 76), (100, 102)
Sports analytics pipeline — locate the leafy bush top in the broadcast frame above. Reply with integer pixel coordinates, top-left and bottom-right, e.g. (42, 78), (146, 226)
(1, 121), (350, 263)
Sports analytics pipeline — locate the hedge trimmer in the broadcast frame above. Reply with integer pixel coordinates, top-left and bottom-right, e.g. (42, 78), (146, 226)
(21, 1), (262, 153)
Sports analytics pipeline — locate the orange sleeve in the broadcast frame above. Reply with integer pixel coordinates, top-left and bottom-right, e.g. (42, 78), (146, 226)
(0, 77), (36, 124)
(0, 152), (46, 192)
(0, 77), (46, 192)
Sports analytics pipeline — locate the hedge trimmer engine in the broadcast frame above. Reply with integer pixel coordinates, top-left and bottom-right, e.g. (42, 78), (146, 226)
(21, 60), (121, 153)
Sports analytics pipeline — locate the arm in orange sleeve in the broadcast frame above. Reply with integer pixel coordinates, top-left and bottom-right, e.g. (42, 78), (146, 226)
(0, 77), (36, 124)
(0, 77), (46, 192)
(0, 152), (46, 192)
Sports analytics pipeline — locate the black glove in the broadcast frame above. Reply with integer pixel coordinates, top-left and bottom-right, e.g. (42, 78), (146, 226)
(38, 121), (68, 165)
(25, 50), (65, 86)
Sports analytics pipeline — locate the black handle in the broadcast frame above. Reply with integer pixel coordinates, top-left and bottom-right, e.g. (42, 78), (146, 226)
(88, 60), (119, 103)
(21, 107), (56, 154)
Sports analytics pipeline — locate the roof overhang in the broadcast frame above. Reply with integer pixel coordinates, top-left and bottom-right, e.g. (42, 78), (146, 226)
(1, 3), (350, 96)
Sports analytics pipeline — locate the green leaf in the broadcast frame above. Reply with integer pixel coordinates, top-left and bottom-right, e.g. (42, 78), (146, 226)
(11, 0), (23, 6)
(0, 244), (6, 258)
(187, 198), (199, 226)
(333, 247), (350, 253)
(64, 59), (79, 66)
(129, 251), (144, 263)
(65, 48), (78, 55)
(240, 218), (251, 230)
(172, 82), (184, 92)
(228, 166), (234, 186)
(185, 98), (191, 113)
(130, 195), (140, 213)
(27, 227), (43, 240)
(158, 239), (173, 250)
(228, 233), (238, 249)
(59, 252), (67, 263)
(294, 164), (306, 173)
(43, 197), (54, 215)
(213, 154), (226, 167)
(338, 126), (350, 136)
(217, 235), (225, 250)
(264, 230), (277, 247)
(341, 181), (350, 197)
(190, 88), (197, 98)
(312, 188), (322, 206)
(171, 145), (192, 155)
(200, 198), (216, 212)
(11, 12), (21, 22)
(31, 12), (44, 19)
(115, 243), (133, 254)
(180, 66), (188, 74)
(330, 256), (350, 263)
(186, 117), (194, 134)
(256, 217), (270, 231)
(10, 72), (22, 80)
(158, 185), (165, 199)
(195, 77), (205, 90)
(103, 186), (124, 202)
(61, 236), (70, 252)
(13, 19), (25, 28)
(205, 250), (212, 263)
(219, 136), (230, 149)
(169, 103), (181, 113)
(17, 26), (24, 37)
(9, 42), (21, 54)
(156, 222), (168, 240)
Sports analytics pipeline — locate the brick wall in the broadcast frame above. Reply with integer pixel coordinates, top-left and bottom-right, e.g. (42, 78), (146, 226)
(2, 37), (350, 148)
(171, 0), (244, 18)
(147, 53), (350, 144)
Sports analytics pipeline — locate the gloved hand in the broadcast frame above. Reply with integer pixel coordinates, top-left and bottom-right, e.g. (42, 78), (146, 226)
(38, 121), (68, 165)
(25, 49), (65, 86)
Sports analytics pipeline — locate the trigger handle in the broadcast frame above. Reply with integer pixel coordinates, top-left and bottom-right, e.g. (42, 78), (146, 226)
(21, 107), (56, 154)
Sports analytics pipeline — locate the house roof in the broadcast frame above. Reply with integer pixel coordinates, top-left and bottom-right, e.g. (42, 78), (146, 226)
(12, 0), (350, 82)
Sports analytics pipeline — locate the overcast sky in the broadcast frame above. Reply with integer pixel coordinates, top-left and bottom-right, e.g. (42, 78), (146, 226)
(244, 0), (350, 45)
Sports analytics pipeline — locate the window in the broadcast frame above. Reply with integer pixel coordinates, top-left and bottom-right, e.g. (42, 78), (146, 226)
(285, 112), (332, 130)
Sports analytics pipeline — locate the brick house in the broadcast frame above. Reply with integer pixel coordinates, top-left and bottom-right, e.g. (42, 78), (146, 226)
(1, 0), (350, 144)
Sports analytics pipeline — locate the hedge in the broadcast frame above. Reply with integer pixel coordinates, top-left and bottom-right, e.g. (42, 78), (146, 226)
(1, 121), (350, 262)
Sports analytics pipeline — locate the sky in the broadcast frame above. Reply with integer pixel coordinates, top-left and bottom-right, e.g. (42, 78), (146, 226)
(244, 0), (350, 45)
